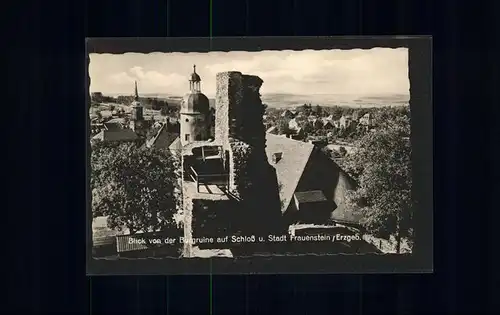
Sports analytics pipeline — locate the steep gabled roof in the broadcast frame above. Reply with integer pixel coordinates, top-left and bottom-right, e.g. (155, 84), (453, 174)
(168, 137), (183, 155)
(146, 123), (178, 149)
(265, 134), (314, 213)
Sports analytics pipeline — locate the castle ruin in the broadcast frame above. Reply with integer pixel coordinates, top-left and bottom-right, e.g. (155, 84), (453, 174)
(179, 71), (282, 257)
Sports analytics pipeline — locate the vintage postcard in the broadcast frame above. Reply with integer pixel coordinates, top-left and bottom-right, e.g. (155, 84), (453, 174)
(86, 37), (433, 275)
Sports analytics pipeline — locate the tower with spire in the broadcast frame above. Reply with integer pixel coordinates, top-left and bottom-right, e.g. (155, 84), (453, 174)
(179, 65), (211, 146)
(130, 81), (145, 133)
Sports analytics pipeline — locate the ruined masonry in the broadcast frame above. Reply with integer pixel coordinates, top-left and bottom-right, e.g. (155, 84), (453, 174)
(181, 71), (282, 257)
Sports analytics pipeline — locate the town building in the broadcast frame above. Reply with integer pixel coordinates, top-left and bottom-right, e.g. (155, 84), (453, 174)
(91, 128), (139, 143)
(91, 82), (153, 145)
(288, 118), (301, 131)
(129, 81), (153, 137)
(179, 65), (212, 146)
(281, 109), (296, 119)
(310, 118), (324, 129)
(339, 115), (353, 129)
(359, 113), (373, 126)
(265, 134), (356, 225)
(322, 119), (335, 129)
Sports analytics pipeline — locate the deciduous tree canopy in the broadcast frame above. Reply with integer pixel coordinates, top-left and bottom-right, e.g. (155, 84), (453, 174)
(91, 142), (181, 235)
(342, 114), (412, 253)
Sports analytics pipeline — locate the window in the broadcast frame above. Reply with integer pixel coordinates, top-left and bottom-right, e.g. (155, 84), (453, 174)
(185, 134), (190, 141)
(185, 118), (189, 122)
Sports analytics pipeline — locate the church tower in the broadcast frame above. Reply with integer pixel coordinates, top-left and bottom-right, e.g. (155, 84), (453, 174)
(180, 65), (211, 146)
(129, 81), (145, 134)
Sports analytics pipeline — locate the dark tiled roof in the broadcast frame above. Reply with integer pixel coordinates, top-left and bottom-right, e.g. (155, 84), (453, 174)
(103, 122), (123, 131)
(265, 134), (314, 213)
(92, 129), (139, 142)
(294, 190), (327, 204)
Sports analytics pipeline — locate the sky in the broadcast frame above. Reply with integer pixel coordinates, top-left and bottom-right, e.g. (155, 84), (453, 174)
(89, 48), (409, 98)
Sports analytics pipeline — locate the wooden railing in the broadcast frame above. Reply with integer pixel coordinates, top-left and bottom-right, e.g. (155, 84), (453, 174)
(189, 166), (229, 193)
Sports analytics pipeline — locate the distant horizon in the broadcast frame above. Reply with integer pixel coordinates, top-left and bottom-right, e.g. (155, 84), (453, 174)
(95, 91), (410, 98)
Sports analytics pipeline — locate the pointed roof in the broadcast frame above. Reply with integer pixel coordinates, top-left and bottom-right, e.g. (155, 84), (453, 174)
(265, 134), (315, 213)
(132, 81), (142, 107)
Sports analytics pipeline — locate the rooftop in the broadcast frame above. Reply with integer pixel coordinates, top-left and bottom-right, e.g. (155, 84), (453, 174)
(92, 129), (139, 142)
(103, 122), (123, 131)
(146, 123), (178, 149)
(265, 133), (315, 213)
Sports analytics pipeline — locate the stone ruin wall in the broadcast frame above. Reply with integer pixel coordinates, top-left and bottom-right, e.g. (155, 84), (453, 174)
(214, 71), (282, 236)
(215, 71), (243, 151)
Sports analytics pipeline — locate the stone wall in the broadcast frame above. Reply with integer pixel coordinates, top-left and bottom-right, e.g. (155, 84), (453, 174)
(214, 71), (282, 237)
(240, 74), (266, 155)
(215, 71), (243, 150)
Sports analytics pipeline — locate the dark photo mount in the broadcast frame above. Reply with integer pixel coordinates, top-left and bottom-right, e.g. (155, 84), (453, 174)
(86, 36), (433, 275)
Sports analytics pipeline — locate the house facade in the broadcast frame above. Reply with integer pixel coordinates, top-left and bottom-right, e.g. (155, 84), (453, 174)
(359, 113), (373, 126)
(339, 115), (353, 129)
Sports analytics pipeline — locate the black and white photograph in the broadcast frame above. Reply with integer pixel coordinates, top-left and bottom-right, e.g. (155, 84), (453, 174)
(87, 37), (432, 274)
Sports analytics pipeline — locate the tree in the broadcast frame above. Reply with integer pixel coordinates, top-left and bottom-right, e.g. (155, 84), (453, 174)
(277, 119), (292, 135)
(300, 103), (312, 116)
(302, 121), (314, 135)
(91, 142), (181, 235)
(91, 92), (104, 103)
(328, 106), (343, 120)
(338, 146), (347, 157)
(160, 107), (169, 116)
(314, 104), (323, 116)
(343, 114), (412, 253)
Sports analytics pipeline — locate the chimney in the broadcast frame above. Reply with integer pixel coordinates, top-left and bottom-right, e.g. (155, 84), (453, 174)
(272, 152), (283, 164)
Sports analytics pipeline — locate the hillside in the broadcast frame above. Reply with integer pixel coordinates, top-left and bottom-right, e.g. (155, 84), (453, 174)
(260, 93), (409, 108)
